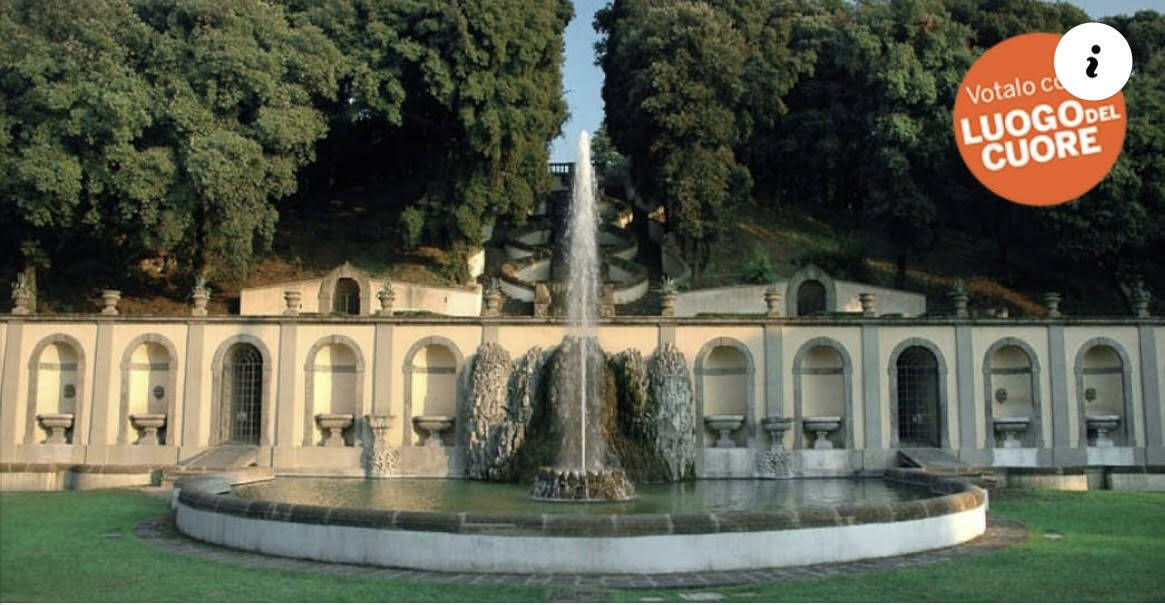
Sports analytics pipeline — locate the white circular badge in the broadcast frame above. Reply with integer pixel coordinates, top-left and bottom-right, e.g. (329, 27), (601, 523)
(1054, 22), (1133, 101)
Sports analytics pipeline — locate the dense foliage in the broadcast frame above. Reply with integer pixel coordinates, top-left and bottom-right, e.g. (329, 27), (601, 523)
(596, 0), (1165, 295)
(0, 0), (339, 283)
(1, 0), (571, 286)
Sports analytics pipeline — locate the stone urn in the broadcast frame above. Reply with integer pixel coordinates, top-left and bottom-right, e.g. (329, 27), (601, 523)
(1043, 292), (1062, 318)
(37, 413), (74, 444)
(660, 290), (677, 317)
(859, 292), (877, 317)
(993, 416), (1030, 449)
(482, 288), (502, 317)
(100, 289), (121, 315)
(377, 287), (395, 316)
(130, 413), (167, 445)
(315, 413), (354, 447)
(191, 287), (210, 317)
(764, 288), (782, 317)
(283, 290), (302, 316)
(803, 416), (843, 450)
(1086, 413), (1121, 448)
(704, 414), (745, 448)
(412, 415), (455, 447)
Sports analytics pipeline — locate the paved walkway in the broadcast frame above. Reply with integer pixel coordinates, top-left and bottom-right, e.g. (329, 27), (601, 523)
(133, 514), (1026, 590)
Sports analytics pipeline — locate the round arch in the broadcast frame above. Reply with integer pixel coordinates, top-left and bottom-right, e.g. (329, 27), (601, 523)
(210, 334), (275, 446)
(981, 337), (1043, 449)
(303, 335), (367, 446)
(791, 337), (854, 450)
(25, 333), (87, 445)
(1073, 337), (1135, 447)
(317, 262), (375, 316)
(887, 337), (951, 449)
(402, 336), (465, 445)
(694, 337), (757, 450)
(117, 333), (181, 445)
(784, 264), (838, 317)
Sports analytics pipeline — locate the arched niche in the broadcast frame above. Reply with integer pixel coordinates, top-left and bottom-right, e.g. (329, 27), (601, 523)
(785, 264), (837, 317)
(981, 337), (1043, 448)
(888, 338), (950, 449)
(25, 334), (86, 445)
(1074, 338), (1135, 447)
(318, 262), (374, 315)
(303, 335), (366, 446)
(210, 335), (274, 446)
(792, 337), (854, 450)
(402, 336), (465, 445)
(694, 337), (756, 448)
(118, 334), (180, 445)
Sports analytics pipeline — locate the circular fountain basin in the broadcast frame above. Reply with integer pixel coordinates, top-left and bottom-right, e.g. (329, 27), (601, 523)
(175, 471), (987, 574)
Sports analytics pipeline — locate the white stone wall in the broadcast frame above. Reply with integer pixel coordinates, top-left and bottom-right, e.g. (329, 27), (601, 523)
(1, 316), (1162, 474)
(240, 279), (482, 317)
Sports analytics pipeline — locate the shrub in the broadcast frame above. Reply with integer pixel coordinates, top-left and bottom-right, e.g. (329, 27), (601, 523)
(740, 244), (777, 284)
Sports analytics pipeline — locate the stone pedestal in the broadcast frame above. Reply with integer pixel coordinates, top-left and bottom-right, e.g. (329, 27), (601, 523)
(130, 413), (167, 445)
(482, 289), (502, 317)
(11, 292), (32, 315)
(660, 291), (677, 317)
(316, 413), (354, 447)
(756, 416), (793, 478)
(37, 413), (74, 445)
(363, 414), (398, 478)
(533, 283), (551, 318)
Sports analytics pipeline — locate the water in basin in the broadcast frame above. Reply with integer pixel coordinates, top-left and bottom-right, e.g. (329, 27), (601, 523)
(233, 477), (929, 515)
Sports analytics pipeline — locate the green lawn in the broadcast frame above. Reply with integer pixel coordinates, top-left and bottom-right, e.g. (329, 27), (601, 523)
(1, 488), (1163, 602)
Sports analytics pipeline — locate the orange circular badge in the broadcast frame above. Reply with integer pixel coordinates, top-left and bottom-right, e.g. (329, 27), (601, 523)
(953, 33), (1126, 206)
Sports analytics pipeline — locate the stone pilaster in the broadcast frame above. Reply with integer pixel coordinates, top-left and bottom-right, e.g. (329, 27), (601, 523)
(954, 325), (989, 464)
(860, 324), (888, 467)
(763, 324), (783, 418)
(372, 323), (394, 417)
(180, 321), (205, 447)
(275, 320), (297, 446)
(1139, 325), (1163, 464)
(1048, 325), (1085, 465)
(85, 321), (115, 446)
(0, 320), (24, 459)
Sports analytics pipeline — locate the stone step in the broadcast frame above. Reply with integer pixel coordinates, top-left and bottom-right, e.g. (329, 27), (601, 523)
(897, 448), (978, 474)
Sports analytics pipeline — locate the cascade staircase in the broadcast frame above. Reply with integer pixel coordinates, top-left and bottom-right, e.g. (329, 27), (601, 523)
(897, 448), (998, 488)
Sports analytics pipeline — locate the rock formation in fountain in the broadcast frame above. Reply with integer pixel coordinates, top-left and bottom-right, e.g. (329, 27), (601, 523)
(648, 343), (698, 481)
(464, 343), (513, 479)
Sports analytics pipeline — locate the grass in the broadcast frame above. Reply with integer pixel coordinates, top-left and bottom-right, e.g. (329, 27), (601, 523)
(2, 488), (1164, 602)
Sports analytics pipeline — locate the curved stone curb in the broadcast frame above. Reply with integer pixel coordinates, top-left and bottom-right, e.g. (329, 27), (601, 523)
(135, 514), (1026, 589)
(177, 472), (986, 538)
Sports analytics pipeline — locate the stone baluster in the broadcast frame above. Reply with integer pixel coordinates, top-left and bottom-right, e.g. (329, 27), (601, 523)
(1043, 292), (1062, 318)
(764, 287), (782, 317)
(191, 286), (210, 317)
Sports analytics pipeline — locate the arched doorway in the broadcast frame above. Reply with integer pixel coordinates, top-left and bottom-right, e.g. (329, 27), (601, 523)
(896, 346), (941, 447)
(224, 344), (263, 444)
(797, 280), (826, 315)
(333, 277), (360, 315)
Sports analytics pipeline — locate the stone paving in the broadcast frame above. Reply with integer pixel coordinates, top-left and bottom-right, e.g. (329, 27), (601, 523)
(133, 514), (1026, 590)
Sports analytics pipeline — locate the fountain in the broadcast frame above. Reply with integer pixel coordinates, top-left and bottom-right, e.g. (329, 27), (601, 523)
(532, 132), (636, 502)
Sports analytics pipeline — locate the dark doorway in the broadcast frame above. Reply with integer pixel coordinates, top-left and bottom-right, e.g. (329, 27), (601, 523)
(797, 280), (826, 315)
(896, 346), (941, 447)
(333, 278), (361, 314)
(226, 344), (262, 444)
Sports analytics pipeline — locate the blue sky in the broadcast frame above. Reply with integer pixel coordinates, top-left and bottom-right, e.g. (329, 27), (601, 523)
(549, 0), (1164, 162)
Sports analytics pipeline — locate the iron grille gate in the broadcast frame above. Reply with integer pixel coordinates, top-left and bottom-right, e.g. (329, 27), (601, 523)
(227, 345), (262, 444)
(897, 347), (940, 447)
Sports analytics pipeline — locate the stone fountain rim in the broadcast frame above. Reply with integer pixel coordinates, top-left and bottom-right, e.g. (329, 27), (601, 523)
(177, 469), (985, 539)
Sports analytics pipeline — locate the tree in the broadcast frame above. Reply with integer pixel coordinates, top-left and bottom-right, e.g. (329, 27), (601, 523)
(0, 0), (341, 283)
(287, 0), (573, 281)
(596, 0), (814, 284)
